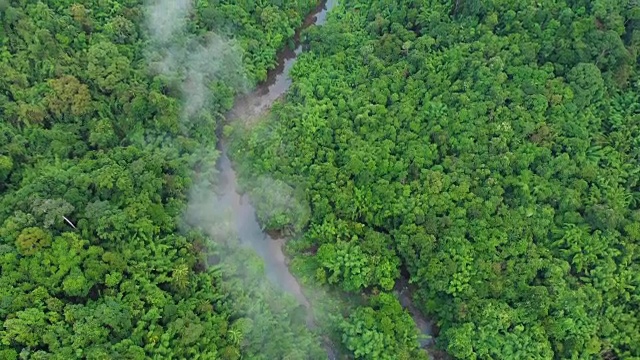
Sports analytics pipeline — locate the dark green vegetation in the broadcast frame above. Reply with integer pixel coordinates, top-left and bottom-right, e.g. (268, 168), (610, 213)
(0, 0), (327, 359)
(234, 0), (640, 359)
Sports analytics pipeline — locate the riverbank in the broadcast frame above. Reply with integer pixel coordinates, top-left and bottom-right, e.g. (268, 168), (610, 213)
(217, 0), (440, 359)
(216, 1), (343, 358)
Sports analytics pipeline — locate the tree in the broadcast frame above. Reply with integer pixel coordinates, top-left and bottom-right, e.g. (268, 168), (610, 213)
(44, 75), (92, 121)
(15, 227), (51, 256)
(0, 155), (13, 184)
(340, 293), (425, 360)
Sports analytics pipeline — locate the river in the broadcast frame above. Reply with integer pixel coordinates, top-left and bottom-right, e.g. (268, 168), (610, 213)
(217, 1), (437, 358)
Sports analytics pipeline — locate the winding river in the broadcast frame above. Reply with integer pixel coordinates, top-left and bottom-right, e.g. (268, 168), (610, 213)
(217, 1), (437, 358)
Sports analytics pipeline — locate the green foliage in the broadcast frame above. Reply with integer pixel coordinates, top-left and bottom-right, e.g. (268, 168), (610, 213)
(316, 235), (399, 292)
(340, 293), (427, 360)
(234, 0), (640, 358)
(15, 227), (51, 256)
(0, 0), (326, 358)
(250, 176), (311, 233)
(0, 155), (13, 184)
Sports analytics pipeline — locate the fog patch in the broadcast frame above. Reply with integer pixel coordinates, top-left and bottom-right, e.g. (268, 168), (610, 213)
(143, 1), (332, 357)
(249, 175), (311, 235)
(144, 0), (248, 125)
(145, 0), (192, 45)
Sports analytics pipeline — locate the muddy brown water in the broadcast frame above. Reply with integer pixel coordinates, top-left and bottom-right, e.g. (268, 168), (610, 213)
(395, 278), (438, 349)
(229, 0), (336, 123)
(217, 0), (437, 358)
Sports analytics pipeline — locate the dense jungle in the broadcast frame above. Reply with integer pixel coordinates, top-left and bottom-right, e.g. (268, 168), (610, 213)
(1, 0), (640, 360)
